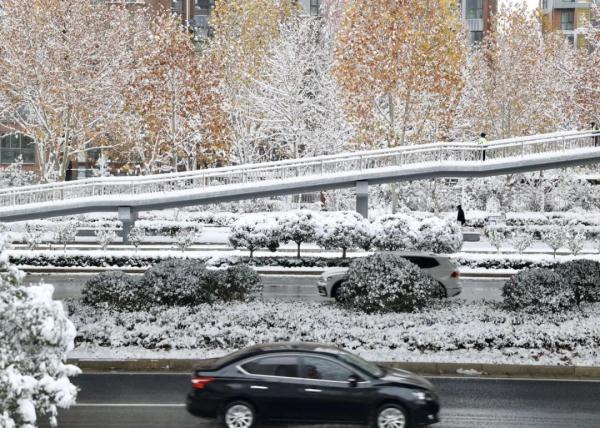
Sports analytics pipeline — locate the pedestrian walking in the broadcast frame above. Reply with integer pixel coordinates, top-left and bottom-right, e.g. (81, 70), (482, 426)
(592, 122), (599, 147)
(457, 205), (466, 226)
(479, 132), (488, 161)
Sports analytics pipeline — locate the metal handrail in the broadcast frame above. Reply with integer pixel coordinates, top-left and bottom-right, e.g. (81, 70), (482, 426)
(0, 129), (598, 209)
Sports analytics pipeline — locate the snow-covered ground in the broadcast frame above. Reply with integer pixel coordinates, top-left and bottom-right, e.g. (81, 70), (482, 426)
(68, 300), (600, 366)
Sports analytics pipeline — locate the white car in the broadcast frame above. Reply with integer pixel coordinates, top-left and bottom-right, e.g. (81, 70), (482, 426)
(317, 253), (462, 300)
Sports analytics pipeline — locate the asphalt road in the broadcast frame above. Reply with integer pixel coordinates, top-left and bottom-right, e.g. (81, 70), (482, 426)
(38, 373), (600, 428)
(25, 274), (506, 302)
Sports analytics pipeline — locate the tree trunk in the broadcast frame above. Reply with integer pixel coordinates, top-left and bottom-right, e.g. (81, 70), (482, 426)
(342, 247), (347, 259)
(296, 242), (301, 259)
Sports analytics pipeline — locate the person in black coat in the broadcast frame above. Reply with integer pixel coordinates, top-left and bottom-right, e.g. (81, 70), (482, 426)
(457, 205), (466, 226)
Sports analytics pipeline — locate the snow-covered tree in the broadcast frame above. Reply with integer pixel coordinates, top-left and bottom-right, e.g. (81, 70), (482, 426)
(485, 227), (506, 254)
(229, 216), (281, 258)
(335, 0), (466, 147)
(278, 210), (320, 258)
(54, 222), (78, 253)
(317, 212), (372, 258)
(511, 230), (533, 255)
(372, 214), (419, 251)
(128, 227), (146, 252)
(453, 4), (574, 141)
(24, 223), (45, 251)
(0, 235), (80, 427)
(0, 0), (150, 181)
(544, 226), (565, 258)
(233, 17), (352, 162)
(174, 228), (201, 253)
(95, 228), (116, 252)
(415, 217), (463, 254)
(0, 157), (37, 188)
(565, 228), (586, 256)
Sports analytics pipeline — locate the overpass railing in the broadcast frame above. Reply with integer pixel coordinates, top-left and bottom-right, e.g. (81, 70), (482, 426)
(0, 130), (597, 209)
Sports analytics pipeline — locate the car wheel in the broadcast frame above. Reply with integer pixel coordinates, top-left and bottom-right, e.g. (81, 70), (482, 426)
(373, 403), (409, 428)
(437, 282), (448, 298)
(222, 401), (257, 428)
(332, 281), (345, 301)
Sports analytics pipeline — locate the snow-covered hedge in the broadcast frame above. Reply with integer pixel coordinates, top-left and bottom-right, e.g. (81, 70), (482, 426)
(229, 216), (280, 257)
(555, 260), (600, 306)
(502, 268), (575, 313)
(81, 260), (262, 310)
(317, 211), (372, 257)
(69, 300), (600, 366)
(340, 253), (443, 313)
(0, 236), (80, 427)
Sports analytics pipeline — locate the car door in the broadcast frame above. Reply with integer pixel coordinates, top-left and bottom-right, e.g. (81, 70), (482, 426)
(298, 355), (373, 424)
(237, 354), (306, 421)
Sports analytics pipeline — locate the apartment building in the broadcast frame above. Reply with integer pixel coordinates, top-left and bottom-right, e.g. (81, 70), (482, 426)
(540, 0), (600, 47)
(458, 0), (498, 43)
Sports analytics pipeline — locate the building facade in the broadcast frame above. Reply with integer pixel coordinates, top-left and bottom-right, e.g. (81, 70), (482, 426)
(458, 0), (498, 43)
(540, 0), (599, 48)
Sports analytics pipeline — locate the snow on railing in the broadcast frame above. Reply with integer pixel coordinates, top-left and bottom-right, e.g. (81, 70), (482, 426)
(0, 129), (598, 209)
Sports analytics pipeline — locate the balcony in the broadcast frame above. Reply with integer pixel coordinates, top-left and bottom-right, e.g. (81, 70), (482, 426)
(465, 18), (484, 32)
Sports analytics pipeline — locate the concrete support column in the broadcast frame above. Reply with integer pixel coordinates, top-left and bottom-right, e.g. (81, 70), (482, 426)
(356, 180), (369, 218)
(118, 207), (138, 244)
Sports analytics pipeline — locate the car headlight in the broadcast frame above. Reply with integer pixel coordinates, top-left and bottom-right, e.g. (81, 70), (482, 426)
(412, 391), (429, 401)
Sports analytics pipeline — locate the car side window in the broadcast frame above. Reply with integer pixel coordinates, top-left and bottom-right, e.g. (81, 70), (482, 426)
(301, 356), (356, 382)
(241, 356), (300, 378)
(403, 256), (439, 269)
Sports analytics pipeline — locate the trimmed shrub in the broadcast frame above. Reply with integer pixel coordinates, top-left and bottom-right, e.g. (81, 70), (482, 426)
(502, 268), (575, 313)
(339, 253), (442, 313)
(371, 214), (418, 251)
(82, 271), (141, 311)
(83, 260), (263, 310)
(317, 211), (373, 257)
(229, 216), (280, 258)
(278, 210), (320, 258)
(214, 265), (262, 303)
(555, 260), (600, 306)
(415, 217), (462, 254)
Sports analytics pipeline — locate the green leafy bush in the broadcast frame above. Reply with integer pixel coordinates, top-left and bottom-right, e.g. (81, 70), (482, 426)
(82, 271), (141, 311)
(502, 268), (575, 313)
(338, 253), (442, 313)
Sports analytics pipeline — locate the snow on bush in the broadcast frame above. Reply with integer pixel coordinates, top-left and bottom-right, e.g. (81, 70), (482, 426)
(69, 299), (600, 366)
(81, 271), (142, 311)
(0, 156), (36, 188)
(339, 253), (443, 313)
(0, 236), (79, 427)
(555, 260), (600, 307)
(174, 228), (201, 253)
(544, 226), (565, 258)
(95, 228), (117, 251)
(229, 216), (280, 258)
(371, 214), (418, 251)
(317, 211), (373, 257)
(414, 217), (462, 254)
(53, 222), (78, 252)
(82, 260), (263, 309)
(502, 268), (575, 313)
(278, 210), (321, 258)
(511, 229), (533, 254)
(565, 228), (586, 256)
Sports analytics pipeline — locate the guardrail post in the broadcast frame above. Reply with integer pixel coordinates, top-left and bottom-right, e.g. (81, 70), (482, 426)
(320, 160), (324, 175)
(118, 207), (137, 245)
(359, 155), (364, 171)
(562, 136), (566, 151)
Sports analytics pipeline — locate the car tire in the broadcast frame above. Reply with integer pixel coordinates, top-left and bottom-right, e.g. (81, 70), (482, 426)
(332, 281), (345, 301)
(221, 400), (257, 428)
(437, 282), (448, 298)
(372, 403), (410, 428)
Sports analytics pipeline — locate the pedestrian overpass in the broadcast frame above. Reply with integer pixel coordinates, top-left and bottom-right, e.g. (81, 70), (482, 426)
(1, 129), (600, 240)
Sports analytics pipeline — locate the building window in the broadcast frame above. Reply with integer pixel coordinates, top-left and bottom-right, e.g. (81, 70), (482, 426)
(0, 133), (35, 164)
(560, 10), (575, 31)
(465, 0), (483, 20)
(471, 31), (483, 43)
(195, 0), (214, 16)
(310, 0), (321, 17)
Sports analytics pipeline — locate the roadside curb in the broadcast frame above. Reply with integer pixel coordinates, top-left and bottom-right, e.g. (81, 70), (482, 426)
(68, 359), (600, 379)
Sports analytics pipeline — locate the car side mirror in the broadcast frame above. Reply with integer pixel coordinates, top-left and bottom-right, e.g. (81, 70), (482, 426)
(348, 375), (359, 388)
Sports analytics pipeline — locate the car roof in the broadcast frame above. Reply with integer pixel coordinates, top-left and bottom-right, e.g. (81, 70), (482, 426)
(213, 342), (343, 368)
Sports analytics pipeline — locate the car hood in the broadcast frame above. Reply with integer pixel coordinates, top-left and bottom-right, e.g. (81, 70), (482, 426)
(379, 367), (435, 391)
(321, 267), (349, 277)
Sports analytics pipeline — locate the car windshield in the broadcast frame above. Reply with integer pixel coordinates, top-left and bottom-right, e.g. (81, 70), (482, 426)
(337, 351), (384, 378)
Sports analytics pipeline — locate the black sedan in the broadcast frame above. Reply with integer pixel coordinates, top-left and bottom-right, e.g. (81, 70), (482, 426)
(186, 342), (439, 428)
